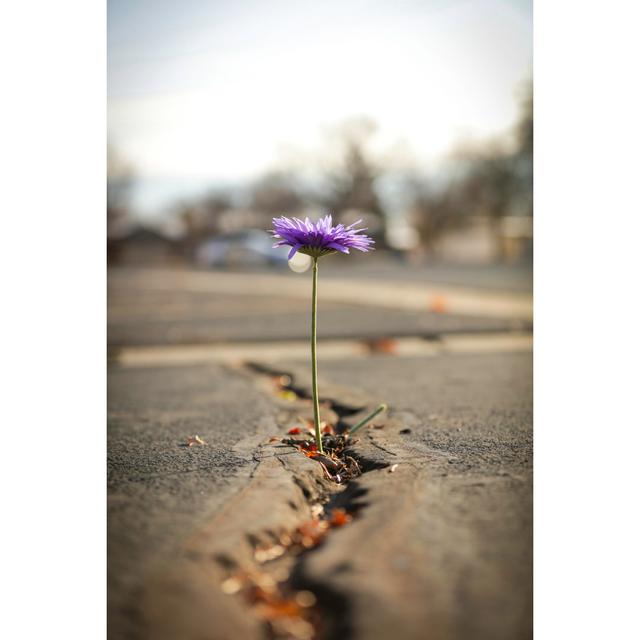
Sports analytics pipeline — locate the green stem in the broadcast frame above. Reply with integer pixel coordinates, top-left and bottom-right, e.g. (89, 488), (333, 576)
(310, 257), (324, 453)
(348, 404), (388, 436)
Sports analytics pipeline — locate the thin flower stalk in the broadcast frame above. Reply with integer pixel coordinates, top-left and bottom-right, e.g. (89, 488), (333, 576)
(310, 257), (323, 453)
(271, 214), (375, 452)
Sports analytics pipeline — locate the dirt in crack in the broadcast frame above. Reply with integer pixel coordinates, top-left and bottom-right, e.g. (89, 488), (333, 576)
(279, 427), (362, 484)
(217, 363), (390, 640)
(243, 362), (367, 424)
(220, 504), (355, 640)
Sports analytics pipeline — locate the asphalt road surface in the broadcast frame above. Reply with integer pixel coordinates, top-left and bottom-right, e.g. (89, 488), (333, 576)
(108, 263), (532, 639)
(108, 266), (531, 347)
(276, 351), (532, 640)
(108, 350), (532, 639)
(108, 363), (277, 639)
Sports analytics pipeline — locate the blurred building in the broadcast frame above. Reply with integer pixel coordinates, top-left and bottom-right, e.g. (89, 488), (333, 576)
(108, 225), (183, 266)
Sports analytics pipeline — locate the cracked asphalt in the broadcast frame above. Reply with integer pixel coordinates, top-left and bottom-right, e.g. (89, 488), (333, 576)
(108, 266), (532, 640)
(304, 351), (532, 640)
(108, 363), (276, 639)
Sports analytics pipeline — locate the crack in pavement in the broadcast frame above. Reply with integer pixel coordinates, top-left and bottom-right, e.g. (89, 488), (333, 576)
(137, 357), (401, 640)
(210, 362), (400, 640)
(137, 351), (532, 640)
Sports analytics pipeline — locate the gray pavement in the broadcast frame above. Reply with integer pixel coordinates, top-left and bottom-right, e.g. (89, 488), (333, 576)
(318, 351), (532, 476)
(276, 351), (532, 640)
(108, 263), (532, 640)
(108, 351), (532, 640)
(320, 255), (533, 293)
(108, 363), (276, 639)
(108, 267), (530, 347)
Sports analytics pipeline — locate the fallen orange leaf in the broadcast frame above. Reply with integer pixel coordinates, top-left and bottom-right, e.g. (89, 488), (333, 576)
(256, 599), (302, 620)
(429, 294), (448, 313)
(297, 441), (318, 453)
(328, 508), (351, 527)
(297, 519), (329, 548)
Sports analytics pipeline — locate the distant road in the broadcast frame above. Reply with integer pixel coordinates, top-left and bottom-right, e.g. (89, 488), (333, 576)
(321, 257), (533, 293)
(108, 265), (532, 348)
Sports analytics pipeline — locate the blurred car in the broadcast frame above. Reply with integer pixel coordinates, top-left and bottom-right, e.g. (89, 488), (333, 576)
(195, 230), (290, 268)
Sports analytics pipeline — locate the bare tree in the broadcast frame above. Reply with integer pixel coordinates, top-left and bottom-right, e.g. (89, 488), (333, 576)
(107, 144), (135, 237)
(249, 172), (304, 217)
(461, 84), (533, 221)
(410, 179), (470, 250)
(320, 118), (387, 243)
(107, 145), (136, 263)
(410, 83), (533, 256)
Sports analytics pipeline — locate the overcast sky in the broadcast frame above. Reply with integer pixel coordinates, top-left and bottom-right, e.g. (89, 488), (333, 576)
(108, 0), (532, 184)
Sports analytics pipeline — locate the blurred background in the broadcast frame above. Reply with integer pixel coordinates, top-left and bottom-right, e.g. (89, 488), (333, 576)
(107, 0), (532, 354)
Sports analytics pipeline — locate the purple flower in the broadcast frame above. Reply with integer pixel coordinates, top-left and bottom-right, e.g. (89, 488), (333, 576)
(271, 214), (374, 260)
